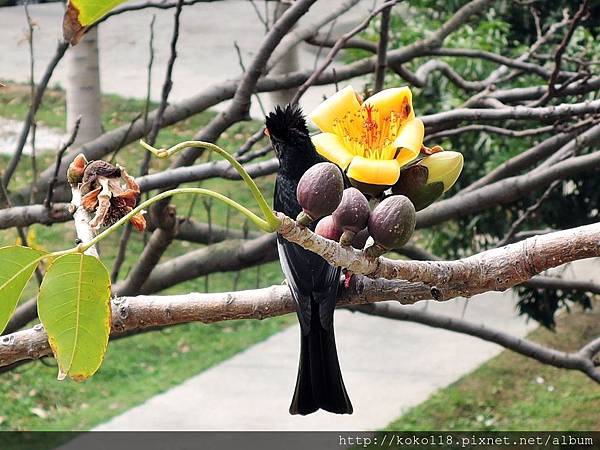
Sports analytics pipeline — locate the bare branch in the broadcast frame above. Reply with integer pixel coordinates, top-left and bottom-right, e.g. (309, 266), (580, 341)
(173, 217), (261, 244)
(0, 203), (71, 229)
(497, 180), (561, 247)
(276, 213), (600, 293)
(291, 0), (399, 104)
(145, 0), (183, 148)
(422, 99), (600, 132)
(267, 0), (362, 72)
(534, 0), (590, 106)
(374, 3), (393, 93)
(170, 0), (319, 169)
(351, 302), (600, 383)
(44, 116), (81, 208)
(2, 41), (69, 189)
(94, 0), (221, 27)
(420, 124), (600, 227)
(123, 234), (278, 295)
(110, 223), (133, 283)
(524, 275), (600, 295)
(117, 207), (176, 295)
(459, 126), (586, 193)
(3, 274), (600, 382)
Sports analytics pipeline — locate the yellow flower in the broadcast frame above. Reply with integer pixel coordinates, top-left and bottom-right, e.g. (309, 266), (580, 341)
(310, 86), (424, 192)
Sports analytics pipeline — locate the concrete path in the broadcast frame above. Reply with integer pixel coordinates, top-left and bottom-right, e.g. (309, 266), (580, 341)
(92, 291), (536, 431)
(0, 1), (374, 118)
(85, 259), (598, 431)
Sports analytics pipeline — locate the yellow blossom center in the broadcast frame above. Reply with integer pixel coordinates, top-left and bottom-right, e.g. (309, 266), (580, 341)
(332, 99), (411, 161)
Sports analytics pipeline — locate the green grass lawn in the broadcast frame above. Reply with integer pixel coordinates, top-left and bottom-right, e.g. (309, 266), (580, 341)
(386, 302), (600, 431)
(0, 84), (294, 431)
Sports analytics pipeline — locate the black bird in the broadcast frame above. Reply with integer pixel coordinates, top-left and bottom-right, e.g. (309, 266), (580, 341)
(266, 104), (353, 415)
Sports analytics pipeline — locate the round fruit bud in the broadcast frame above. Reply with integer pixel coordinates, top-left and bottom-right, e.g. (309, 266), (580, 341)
(366, 195), (416, 257)
(351, 228), (370, 250)
(332, 187), (370, 246)
(296, 162), (344, 226)
(315, 215), (343, 241)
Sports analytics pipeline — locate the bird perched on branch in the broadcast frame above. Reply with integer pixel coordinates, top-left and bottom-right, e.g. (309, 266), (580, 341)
(266, 104), (353, 415)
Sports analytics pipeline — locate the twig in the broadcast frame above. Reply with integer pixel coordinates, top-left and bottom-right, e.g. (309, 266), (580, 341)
(313, 19), (336, 72)
(2, 40), (69, 189)
(426, 123), (556, 142)
(249, 0), (269, 33)
(93, 0), (217, 27)
(374, 3), (393, 93)
(111, 223), (133, 283)
(534, 0), (590, 106)
(145, 0), (183, 148)
(233, 41), (267, 117)
(290, 0), (399, 105)
(497, 180), (561, 247)
(139, 15), (157, 177)
(24, 2), (38, 205)
(234, 128), (266, 158)
(524, 275), (600, 295)
(44, 116), (81, 209)
(108, 113), (143, 164)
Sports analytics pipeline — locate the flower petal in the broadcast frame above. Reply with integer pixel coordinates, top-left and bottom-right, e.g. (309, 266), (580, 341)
(393, 117), (424, 167)
(312, 133), (354, 169)
(309, 85), (362, 134)
(363, 86), (414, 124)
(419, 151), (464, 192)
(346, 156), (400, 186)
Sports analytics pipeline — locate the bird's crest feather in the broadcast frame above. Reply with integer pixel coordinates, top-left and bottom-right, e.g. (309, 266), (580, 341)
(265, 104), (308, 140)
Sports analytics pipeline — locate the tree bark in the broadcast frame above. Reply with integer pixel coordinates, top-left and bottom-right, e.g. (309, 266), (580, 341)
(66, 27), (103, 146)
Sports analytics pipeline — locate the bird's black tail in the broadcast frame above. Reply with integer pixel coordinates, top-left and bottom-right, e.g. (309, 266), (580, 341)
(289, 300), (353, 415)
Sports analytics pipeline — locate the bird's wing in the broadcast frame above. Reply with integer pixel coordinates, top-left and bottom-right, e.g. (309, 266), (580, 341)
(277, 236), (341, 333)
(277, 237), (311, 333)
(274, 177), (341, 333)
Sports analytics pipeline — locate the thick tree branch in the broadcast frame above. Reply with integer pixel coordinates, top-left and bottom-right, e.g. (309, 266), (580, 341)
(2, 273), (600, 381)
(0, 203), (71, 228)
(170, 0), (318, 170)
(524, 275), (600, 295)
(276, 214), (600, 296)
(125, 233), (278, 295)
(419, 129), (600, 228)
(459, 128), (585, 193)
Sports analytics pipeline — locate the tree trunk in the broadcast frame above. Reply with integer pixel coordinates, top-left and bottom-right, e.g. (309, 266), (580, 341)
(66, 27), (103, 146)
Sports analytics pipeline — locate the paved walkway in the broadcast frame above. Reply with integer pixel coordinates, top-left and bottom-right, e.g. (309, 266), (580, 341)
(78, 259), (595, 431)
(92, 291), (536, 431)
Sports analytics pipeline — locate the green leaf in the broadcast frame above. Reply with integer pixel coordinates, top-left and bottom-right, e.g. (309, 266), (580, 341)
(63, 0), (128, 44)
(0, 246), (44, 334)
(38, 253), (111, 381)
